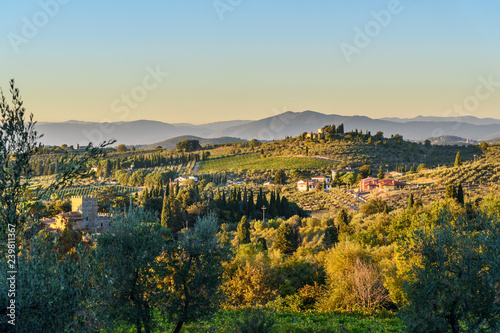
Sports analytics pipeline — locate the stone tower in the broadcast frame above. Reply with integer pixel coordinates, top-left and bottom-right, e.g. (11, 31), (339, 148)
(71, 196), (98, 224)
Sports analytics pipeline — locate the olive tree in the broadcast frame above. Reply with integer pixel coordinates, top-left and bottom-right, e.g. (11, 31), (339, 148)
(399, 209), (500, 332)
(0, 79), (113, 332)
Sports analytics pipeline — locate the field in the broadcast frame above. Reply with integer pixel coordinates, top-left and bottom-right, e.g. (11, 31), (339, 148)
(115, 310), (404, 332)
(199, 154), (335, 173)
(39, 184), (139, 200)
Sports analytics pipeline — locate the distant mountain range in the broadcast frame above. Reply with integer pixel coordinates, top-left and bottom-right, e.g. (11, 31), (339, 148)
(35, 111), (500, 146)
(140, 135), (248, 150)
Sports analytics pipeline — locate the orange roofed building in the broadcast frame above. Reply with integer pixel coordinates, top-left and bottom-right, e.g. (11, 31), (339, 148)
(360, 177), (408, 192)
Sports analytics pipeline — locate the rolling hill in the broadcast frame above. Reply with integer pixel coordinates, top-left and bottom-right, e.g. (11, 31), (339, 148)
(36, 111), (500, 146)
(141, 136), (248, 150)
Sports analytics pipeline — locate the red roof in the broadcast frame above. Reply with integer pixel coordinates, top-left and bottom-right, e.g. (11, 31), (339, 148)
(378, 179), (408, 186)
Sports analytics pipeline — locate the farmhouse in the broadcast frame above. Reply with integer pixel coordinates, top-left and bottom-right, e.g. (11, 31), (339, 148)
(43, 196), (110, 233)
(174, 176), (198, 184)
(297, 177), (333, 192)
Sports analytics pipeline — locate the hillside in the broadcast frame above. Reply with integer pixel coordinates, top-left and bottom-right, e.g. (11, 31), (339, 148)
(487, 137), (500, 144)
(141, 135), (248, 150)
(422, 135), (477, 146)
(36, 111), (500, 146)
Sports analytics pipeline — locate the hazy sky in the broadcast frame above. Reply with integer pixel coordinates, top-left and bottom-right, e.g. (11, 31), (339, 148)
(1, 1), (499, 124)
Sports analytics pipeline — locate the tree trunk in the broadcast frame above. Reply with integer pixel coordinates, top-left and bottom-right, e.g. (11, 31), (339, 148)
(173, 320), (184, 333)
(136, 318), (142, 333)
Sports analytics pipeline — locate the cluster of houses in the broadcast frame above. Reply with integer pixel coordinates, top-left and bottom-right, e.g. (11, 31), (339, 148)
(297, 168), (409, 193)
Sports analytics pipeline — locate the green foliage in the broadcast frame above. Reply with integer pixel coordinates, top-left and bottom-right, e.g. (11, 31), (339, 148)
(199, 154), (333, 173)
(234, 308), (276, 333)
(398, 209), (500, 332)
(93, 206), (167, 333)
(274, 223), (298, 255)
(378, 166), (384, 179)
(416, 163), (428, 172)
(274, 169), (285, 185)
(454, 151), (462, 167)
(176, 139), (201, 152)
(360, 199), (388, 215)
(0, 231), (95, 332)
(318, 242), (390, 312)
(407, 193), (414, 209)
(237, 216), (251, 245)
(359, 164), (372, 178)
(158, 212), (230, 332)
(322, 226), (339, 248)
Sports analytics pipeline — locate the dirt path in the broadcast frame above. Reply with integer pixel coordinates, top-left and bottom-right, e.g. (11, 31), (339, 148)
(192, 161), (201, 175)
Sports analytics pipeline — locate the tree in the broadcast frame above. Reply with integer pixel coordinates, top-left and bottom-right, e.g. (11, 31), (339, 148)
(398, 209), (500, 332)
(94, 206), (168, 333)
(0, 80), (113, 331)
(274, 169), (285, 185)
(480, 141), (488, 151)
(158, 213), (229, 333)
(408, 193), (414, 209)
(456, 183), (464, 206)
(318, 242), (389, 312)
(249, 139), (260, 148)
(176, 139), (201, 152)
(237, 215), (251, 245)
(358, 165), (372, 178)
(323, 226), (339, 248)
(454, 151), (462, 167)
(416, 163), (428, 172)
(377, 166), (384, 180)
(360, 199), (388, 215)
(274, 222), (297, 255)
(161, 193), (170, 227)
(116, 144), (128, 152)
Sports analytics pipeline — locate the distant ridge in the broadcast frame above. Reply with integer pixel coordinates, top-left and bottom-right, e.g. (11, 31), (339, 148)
(35, 111), (500, 146)
(141, 135), (248, 150)
(421, 135), (478, 146)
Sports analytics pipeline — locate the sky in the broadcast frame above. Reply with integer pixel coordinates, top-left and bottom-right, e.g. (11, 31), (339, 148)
(0, 0), (499, 124)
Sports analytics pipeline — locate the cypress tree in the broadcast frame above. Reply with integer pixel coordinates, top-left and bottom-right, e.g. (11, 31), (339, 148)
(256, 188), (263, 210)
(269, 191), (278, 217)
(237, 216), (251, 245)
(247, 189), (254, 215)
(408, 193), (414, 209)
(160, 193), (170, 227)
(378, 166), (384, 179)
(455, 151), (462, 167)
(457, 183), (464, 205)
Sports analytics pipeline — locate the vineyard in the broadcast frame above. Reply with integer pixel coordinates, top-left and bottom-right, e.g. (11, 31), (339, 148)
(39, 185), (139, 200)
(199, 154), (335, 173)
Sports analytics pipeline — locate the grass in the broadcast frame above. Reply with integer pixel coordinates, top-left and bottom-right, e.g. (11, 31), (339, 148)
(114, 310), (404, 332)
(199, 154), (335, 173)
